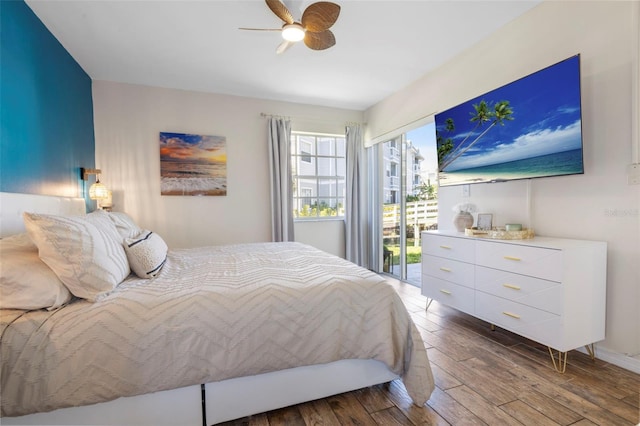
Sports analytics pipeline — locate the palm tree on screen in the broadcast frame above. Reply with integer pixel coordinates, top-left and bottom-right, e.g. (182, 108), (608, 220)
(436, 118), (455, 166)
(439, 100), (514, 171)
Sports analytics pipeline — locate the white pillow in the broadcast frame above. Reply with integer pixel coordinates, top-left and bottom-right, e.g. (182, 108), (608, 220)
(23, 210), (130, 301)
(108, 211), (142, 240)
(124, 230), (168, 278)
(0, 233), (72, 310)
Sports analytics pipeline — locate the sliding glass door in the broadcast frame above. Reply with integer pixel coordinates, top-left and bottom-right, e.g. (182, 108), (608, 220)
(381, 137), (403, 279)
(379, 123), (438, 286)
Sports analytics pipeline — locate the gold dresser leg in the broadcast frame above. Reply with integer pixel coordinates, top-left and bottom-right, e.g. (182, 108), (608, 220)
(584, 343), (596, 360)
(425, 298), (433, 311)
(548, 347), (568, 373)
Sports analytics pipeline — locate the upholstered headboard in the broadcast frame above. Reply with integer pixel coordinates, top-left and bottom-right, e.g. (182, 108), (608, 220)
(0, 192), (86, 238)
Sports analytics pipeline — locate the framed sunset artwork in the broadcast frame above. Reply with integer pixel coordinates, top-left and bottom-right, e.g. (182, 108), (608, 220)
(159, 132), (227, 196)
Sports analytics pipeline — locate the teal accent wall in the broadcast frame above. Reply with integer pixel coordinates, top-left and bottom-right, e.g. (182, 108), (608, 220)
(1, 0), (95, 199)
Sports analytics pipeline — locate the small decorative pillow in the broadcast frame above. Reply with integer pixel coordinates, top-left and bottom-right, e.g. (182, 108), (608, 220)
(23, 210), (130, 302)
(123, 230), (168, 278)
(0, 233), (72, 310)
(108, 212), (142, 240)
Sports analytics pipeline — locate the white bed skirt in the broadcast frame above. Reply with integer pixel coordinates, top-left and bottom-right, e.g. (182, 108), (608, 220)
(4, 359), (398, 425)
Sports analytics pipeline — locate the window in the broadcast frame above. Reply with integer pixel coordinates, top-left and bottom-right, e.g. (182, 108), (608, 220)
(300, 140), (312, 163)
(291, 133), (345, 219)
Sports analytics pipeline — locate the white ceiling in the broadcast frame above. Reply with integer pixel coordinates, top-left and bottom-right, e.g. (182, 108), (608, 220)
(25, 0), (540, 111)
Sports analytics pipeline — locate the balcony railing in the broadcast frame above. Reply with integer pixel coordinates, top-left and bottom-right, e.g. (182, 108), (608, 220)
(383, 200), (439, 243)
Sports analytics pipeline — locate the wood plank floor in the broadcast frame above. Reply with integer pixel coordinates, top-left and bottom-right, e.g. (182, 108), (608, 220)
(217, 278), (640, 426)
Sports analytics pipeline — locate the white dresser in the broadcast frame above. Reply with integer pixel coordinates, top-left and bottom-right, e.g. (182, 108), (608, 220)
(421, 231), (607, 368)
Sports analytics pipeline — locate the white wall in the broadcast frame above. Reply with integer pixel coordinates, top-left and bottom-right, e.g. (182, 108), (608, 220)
(92, 81), (361, 256)
(365, 1), (640, 364)
(295, 220), (345, 259)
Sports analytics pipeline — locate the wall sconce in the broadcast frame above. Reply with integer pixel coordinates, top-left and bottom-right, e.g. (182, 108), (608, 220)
(80, 168), (110, 208)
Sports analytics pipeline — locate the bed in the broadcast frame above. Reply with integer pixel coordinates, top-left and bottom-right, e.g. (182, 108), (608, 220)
(0, 192), (435, 425)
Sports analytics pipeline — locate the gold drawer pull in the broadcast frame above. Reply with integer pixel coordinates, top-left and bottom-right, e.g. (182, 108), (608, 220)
(504, 256), (521, 261)
(439, 267), (452, 272)
(502, 283), (521, 290)
(439, 289), (452, 295)
(502, 311), (521, 319)
(440, 245), (452, 249)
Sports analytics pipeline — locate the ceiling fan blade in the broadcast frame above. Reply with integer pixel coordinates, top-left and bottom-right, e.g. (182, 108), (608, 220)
(301, 2), (340, 32)
(276, 40), (295, 55)
(304, 30), (336, 51)
(265, 0), (294, 24)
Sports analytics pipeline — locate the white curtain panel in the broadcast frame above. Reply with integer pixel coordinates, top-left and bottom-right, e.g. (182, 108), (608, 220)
(268, 117), (294, 242)
(345, 124), (368, 267)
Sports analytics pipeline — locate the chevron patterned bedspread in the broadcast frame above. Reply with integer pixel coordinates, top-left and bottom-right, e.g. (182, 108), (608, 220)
(1, 242), (434, 417)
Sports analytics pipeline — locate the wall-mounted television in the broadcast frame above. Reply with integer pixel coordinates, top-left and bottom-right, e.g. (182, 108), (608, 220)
(436, 55), (583, 187)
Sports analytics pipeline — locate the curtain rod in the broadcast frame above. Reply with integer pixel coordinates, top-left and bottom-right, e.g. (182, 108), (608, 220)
(260, 112), (366, 126)
(260, 112), (291, 120)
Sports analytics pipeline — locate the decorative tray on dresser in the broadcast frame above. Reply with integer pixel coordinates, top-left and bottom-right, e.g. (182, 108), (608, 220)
(421, 230), (607, 372)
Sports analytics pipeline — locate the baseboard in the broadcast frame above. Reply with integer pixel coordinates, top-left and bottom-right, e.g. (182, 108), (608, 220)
(577, 345), (640, 374)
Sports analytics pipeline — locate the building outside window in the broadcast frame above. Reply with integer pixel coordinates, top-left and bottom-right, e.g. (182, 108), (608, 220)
(300, 140), (312, 163)
(291, 133), (346, 219)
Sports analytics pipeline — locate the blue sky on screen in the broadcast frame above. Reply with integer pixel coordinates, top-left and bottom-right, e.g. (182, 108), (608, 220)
(435, 55), (582, 171)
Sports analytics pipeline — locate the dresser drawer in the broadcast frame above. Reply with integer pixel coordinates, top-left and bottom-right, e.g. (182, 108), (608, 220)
(422, 275), (475, 315)
(423, 255), (474, 288)
(475, 241), (562, 282)
(423, 234), (475, 263)
(475, 266), (563, 314)
(475, 292), (562, 349)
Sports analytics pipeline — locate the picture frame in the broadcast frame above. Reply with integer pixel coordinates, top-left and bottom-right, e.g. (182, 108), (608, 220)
(159, 132), (227, 196)
(477, 213), (493, 231)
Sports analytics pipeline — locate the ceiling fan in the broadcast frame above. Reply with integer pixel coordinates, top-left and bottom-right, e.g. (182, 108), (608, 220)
(240, 0), (341, 54)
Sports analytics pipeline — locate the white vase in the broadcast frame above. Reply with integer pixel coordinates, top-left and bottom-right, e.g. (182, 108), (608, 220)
(453, 212), (474, 232)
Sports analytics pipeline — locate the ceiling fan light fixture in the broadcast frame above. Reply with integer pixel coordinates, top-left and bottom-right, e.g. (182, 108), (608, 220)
(242, 1), (340, 53)
(282, 23), (305, 42)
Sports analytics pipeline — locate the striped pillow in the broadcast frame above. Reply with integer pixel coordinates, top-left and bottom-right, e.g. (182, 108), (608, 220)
(23, 210), (130, 302)
(108, 211), (142, 240)
(123, 230), (168, 278)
